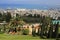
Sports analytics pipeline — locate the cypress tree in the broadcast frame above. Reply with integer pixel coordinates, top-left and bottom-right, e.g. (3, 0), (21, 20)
(55, 22), (59, 38)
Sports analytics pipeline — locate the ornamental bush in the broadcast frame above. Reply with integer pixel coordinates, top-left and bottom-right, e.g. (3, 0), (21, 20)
(22, 29), (29, 35)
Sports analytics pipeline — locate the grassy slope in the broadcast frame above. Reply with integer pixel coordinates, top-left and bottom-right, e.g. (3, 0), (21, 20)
(0, 34), (55, 40)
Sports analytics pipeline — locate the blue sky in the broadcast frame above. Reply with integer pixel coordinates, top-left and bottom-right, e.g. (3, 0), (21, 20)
(0, 0), (60, 5)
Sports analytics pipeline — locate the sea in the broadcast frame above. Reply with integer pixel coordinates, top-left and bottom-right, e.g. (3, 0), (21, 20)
(0, 4), (60, 10)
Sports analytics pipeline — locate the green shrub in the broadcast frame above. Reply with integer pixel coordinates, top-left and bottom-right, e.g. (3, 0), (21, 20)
(0, 29), (4, 34)
(22, 29), (29, 35)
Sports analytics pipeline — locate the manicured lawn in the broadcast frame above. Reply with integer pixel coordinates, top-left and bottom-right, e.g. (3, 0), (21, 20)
(0, 34), (55, 40)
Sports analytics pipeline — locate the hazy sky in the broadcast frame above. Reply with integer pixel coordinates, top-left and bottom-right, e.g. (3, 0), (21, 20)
(0, 0), (60, 5)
